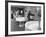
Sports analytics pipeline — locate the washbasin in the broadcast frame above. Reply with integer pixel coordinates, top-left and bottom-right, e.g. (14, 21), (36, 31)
(16, 17), (25, 21)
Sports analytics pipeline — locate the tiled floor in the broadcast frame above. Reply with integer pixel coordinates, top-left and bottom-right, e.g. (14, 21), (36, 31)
(11, 20), (25, 31)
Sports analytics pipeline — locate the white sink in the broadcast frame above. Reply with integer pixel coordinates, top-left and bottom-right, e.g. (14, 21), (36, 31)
(16, 17), (25, 21)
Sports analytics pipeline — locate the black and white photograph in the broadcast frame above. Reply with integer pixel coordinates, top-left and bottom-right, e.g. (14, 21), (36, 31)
(6, 1), (45, 35)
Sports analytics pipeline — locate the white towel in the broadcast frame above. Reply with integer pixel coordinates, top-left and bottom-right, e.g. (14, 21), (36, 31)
(25, 21), (39, 31)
